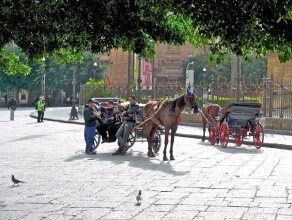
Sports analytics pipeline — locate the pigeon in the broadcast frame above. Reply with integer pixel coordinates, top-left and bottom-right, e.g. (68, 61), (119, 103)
(136, 190), (142, 206)
(11, 175), (26, 185)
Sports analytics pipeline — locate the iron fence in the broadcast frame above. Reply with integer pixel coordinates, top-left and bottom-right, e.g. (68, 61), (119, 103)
(79, 81), (292, 118)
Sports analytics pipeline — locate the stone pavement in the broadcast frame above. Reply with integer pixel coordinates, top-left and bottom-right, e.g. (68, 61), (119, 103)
(1, 108), (292, 220)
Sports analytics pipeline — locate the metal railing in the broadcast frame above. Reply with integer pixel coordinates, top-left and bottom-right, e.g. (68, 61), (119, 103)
(79, 81), (292, 118)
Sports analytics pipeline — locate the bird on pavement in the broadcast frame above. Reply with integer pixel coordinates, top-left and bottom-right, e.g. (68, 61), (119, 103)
(136, 190), (142, 206)
(11, 175), (26, 186)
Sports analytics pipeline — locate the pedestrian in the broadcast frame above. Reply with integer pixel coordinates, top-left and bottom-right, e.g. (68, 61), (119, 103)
(7, 96), (17, 121)
(112, 95), (139, 155)
(37, 96), (46, 123)
(84, 98), (101, 154)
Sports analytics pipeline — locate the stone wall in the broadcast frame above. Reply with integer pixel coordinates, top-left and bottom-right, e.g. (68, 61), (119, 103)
(265, 117), (292, 131)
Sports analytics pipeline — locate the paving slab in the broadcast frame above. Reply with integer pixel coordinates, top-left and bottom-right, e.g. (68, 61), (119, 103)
(1, 108), (292, 219)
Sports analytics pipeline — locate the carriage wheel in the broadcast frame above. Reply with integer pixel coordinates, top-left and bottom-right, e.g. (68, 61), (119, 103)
(127, 132), (136, 148)
(152, 130), (162, 153)
(253, 123), (264, 149)
(209, 126), (217, 145)
(93, 132), (101, 150)
(234, 133), (243, 146)
(219, 121), (229, 148)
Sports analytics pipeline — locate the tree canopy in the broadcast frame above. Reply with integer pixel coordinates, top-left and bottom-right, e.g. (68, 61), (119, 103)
(0, 0), (291, 65)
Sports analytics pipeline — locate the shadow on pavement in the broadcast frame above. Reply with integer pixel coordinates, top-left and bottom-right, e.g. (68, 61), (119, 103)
(2, 134), (48, 144)
(64, 150), (190, 176)
(198, 141), (263, 154)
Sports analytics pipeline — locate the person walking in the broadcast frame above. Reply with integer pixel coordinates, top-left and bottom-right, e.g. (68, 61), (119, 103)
(7, 96), (17, 121)
(84, 99), (101, 154)
(112, 96), (139, 155)
(37, 96), (45, 123)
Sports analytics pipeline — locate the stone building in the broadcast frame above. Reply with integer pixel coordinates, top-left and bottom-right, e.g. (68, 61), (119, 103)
(101, 43), (205, 90)
(267, 55), (292, 85)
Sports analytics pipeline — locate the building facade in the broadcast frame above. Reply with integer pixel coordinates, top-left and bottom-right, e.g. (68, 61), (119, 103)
(102, 43), (205, 90)
(267, 55), (292, 85)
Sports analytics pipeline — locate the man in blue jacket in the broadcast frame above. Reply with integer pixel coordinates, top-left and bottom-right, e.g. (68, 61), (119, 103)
(84, 99), (101, 154)
(112, 96), (139, 155)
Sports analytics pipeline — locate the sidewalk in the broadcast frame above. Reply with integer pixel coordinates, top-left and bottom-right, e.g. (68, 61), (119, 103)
(4, 108), (292, 220)
(30, 107), (292, 150)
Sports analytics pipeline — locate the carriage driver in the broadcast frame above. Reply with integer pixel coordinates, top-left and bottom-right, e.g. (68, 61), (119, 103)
(187, 85), (199, 113)
(112, 95), (139, 155)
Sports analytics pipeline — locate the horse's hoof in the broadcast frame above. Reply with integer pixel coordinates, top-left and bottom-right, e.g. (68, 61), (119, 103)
(170, 155), (175, 160)
(147, 152), (155, 157)
(163, 156), (168, 161)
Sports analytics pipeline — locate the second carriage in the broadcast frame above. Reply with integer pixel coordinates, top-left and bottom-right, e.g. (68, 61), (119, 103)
(208, 102), (264, 149)
(92, 98), (162, 153)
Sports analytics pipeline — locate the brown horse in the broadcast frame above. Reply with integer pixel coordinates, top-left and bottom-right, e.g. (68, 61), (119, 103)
(201, 103), (221, 142)
(143, 93), (196, 161)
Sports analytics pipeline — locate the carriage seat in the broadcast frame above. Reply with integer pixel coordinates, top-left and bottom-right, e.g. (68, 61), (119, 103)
(228, 112), (256, 129)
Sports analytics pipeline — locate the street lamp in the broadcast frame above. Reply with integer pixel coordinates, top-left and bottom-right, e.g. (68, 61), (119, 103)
(41, 57), (46, 97)
(93, 62), (98, 80)
(186, 61), (194, 87)
(69, 62), (79, 120)
(202, 67), (208, 104)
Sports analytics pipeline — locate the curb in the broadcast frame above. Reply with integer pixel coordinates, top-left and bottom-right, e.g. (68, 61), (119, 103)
(30, 112), (292, 151)
(29, 112), (84, 125)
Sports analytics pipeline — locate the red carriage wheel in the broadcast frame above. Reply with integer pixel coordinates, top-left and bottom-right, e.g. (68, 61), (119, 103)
(219, 121), (229, 148)
(209, 127), (217, 145)
(253, 123), (264, 149)
(234, 133), (243, 146)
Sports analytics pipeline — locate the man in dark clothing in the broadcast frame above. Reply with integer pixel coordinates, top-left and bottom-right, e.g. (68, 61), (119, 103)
(84, 99), (101, 154)
(112, 96), (139, 155)
(7, 96), (17, 121)
(96, 100), (117, 143)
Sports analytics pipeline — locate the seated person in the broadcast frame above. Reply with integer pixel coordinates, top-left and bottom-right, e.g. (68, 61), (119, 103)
(112, 95), (139, 155)
(96, 100), (117, 143)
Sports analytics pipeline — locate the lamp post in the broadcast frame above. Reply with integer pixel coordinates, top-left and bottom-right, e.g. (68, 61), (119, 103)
(93, 62), (98, 80)
(186, 61), (194, 87)
(41, 57), (46, 97)
(70, 62), (78, 120)
(137, 57), (142, 102)
(202, 67), (207, 104)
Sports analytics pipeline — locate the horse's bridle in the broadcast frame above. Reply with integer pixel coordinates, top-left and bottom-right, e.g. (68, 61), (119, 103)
(184, 94), (195, 107)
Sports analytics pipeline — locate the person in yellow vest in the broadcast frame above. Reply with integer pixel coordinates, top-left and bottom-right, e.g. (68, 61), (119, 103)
(37, 96), (46, 123)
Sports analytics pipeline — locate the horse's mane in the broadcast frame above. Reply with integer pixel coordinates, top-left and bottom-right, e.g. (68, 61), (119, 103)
(171, 94), (186, 110)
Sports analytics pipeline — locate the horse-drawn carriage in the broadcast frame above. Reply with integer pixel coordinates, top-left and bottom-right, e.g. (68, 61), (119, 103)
(91, 99), (162, 153)
(208, 102), (264, 149)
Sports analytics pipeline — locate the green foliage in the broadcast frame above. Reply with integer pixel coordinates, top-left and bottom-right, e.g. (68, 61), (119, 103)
(0, 46), (31, 75)
(0, 45), (105, 96)
(1, 0), (290, 62)
(85, 79), (112, 97)
(195, 97), (259, 108)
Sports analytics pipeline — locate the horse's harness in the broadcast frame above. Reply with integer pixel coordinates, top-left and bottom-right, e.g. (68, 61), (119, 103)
(131, 99), (167, 130)
(200, 104), (222, 125)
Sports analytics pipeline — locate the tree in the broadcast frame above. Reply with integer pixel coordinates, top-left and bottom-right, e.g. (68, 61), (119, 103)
(182, 54), (267, 84)
(174, 0), (292, 62)
(0, 44), (31, 75)
(1, 0), (291, 63)
(0, 45), (105, 102)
